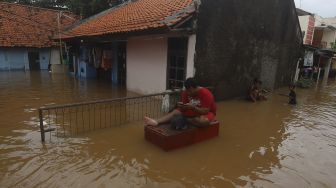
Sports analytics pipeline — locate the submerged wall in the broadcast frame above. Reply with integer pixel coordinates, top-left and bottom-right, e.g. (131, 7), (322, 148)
(0, 48), (51, 71)
(194, 0), (302, 100)
(0, 48), (27, 70)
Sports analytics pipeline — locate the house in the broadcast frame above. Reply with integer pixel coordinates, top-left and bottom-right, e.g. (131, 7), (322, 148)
(326, 17), (336, 75)
(62, 0), (302, 99)
(297, 8), (315, 45)
(0, 2), (78, 71)
(297, 8), (336, 80)
(296, 8), (317, 75)
(313, 16), (336, 49)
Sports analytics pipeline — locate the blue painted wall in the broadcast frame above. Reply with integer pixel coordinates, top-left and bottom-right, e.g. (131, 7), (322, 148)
(0, 49), (7, 70)
(0, 48), (51, 71)
(77, 61), (97, 78)
(77, 46), (97, 78)
(39, 49), (50, 70)
(0, 48), (26, 70)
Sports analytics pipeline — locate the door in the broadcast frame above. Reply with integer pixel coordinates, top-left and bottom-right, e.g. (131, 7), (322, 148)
(117, 42), (127, 86)
(28, 51), (40, 70)
(167, 37), (188, 89)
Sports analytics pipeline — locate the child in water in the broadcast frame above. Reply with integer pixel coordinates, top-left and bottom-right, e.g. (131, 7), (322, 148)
(289, 84), (297, 105)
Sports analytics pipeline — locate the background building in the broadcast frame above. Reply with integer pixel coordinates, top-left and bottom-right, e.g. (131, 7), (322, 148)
(0, 2), (78, 71)
(62, 0), (302, 99)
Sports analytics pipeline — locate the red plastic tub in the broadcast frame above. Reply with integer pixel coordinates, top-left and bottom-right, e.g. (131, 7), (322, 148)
(145, 121), (219, 151)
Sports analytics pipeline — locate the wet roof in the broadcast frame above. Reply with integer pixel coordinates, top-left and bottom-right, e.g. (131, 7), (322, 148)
(62, 0), (195, 39)
(296, 8), (313, 16)
(0, 2), (78, 48)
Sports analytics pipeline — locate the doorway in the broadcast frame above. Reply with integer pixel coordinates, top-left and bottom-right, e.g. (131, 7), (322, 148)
(28, 51), (40, 70)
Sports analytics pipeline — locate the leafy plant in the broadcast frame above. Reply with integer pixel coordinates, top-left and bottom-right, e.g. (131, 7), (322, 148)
(296, 78), (314, 88)
(2, 0), (126, 18)
(331, 42), (336, 51)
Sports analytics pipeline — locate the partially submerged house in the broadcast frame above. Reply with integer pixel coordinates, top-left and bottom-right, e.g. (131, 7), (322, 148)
(0, 2), (78, 71)
(62, 0), (302, 99)
(297, 8), (336, 80)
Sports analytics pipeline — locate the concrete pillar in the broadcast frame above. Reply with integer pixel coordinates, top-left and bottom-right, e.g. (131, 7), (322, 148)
(323, 58), (332, 81)
(293, 59), (301, 83)
(316, 67), (321, 82)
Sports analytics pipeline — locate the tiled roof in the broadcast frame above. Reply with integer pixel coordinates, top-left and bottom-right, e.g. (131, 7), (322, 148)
(0, 2), (78, 48)
(62, 0), (195, 39)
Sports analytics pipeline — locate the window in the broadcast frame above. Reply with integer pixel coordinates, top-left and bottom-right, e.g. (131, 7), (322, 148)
(167, 38), (188, 89)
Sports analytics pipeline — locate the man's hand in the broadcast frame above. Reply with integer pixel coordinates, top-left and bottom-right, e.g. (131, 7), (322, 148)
(181, 103), (195, 110)
(177, 102), (194, 110)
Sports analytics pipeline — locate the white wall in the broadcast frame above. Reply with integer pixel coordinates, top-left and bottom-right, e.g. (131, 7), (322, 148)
(314, 15), (324, 27)
(324, 17), (336, 27)
(322, 29), (336, 48)
(186, 34), (196, 78)
(50, 48), (61, 65)
(127, 37), (168, 94)
(298, 15), (309, 42)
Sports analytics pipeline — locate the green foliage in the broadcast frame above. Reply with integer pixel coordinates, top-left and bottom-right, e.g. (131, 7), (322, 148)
(3, 0), (126, 18)
(66, 0), (125, 18)
(2, 0), (33, 5)
(331, 42), (336, 51)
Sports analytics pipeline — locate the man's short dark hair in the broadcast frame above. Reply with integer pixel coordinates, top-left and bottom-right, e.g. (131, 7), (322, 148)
(184, 78), (199, 89)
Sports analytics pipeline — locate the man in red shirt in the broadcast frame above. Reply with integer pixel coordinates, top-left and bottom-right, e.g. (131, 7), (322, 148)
(144, 78), (216, 128)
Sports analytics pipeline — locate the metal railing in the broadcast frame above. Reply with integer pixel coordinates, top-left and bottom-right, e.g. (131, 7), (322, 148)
(38, 90), (181, 142)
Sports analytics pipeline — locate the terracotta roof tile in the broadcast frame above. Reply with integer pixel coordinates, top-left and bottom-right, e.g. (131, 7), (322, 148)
(62, 0), (195, 39)
(0, 2), (78, 48)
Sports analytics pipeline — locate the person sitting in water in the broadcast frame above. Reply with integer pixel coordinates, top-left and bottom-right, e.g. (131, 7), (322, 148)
(248, 78), (267, 102)
(144, 77), (216, 129)
(288, 84), (297, 105)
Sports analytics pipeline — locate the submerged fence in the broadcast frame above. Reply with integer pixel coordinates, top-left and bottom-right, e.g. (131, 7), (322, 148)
(38, 90), (181, 142)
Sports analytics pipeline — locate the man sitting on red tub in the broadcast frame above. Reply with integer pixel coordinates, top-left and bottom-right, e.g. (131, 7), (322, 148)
(144, 77), (216, 129)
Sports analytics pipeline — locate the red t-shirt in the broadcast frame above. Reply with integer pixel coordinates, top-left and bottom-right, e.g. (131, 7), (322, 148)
(180, 87), (216, 117)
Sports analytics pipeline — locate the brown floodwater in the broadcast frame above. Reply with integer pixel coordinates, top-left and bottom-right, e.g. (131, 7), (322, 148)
(1, 71), (336, 188)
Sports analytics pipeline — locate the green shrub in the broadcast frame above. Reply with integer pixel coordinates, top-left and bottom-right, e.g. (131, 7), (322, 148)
(296, 78), (314, 88)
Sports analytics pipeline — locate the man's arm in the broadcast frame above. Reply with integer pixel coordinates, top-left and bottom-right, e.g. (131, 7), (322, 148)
(249, 90), (257, 102)
(194, 88), (212, 115)
(179, 104), (209, 115)
(193, 106), (209, 115)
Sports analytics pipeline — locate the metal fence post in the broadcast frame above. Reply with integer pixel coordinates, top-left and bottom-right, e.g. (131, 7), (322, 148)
(39, 108), (45, 142)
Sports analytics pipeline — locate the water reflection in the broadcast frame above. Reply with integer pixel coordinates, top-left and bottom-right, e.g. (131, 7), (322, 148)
(0, 71), (336, 187)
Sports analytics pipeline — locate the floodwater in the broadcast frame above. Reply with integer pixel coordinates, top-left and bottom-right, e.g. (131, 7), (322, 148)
(1, 71), (336, 188)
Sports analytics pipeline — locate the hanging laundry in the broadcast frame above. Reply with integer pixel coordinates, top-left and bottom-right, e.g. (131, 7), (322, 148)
(92, 47), (103, 69)
(88, 48), (93, 65)
(101, 50), (113, 70)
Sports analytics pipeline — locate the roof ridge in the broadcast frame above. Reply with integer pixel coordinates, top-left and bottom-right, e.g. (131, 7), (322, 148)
(63, 0), (132, 32)
(161, 3), (195, 26)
